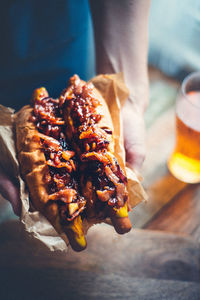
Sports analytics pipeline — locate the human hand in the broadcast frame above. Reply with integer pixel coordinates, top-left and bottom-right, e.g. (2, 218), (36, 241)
(0, 96), (146, 217)
(0, 167), (21, 216)
(122, 99), (146, 171)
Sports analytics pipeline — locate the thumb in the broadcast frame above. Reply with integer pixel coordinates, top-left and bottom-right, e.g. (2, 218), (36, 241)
(122, 102), (146, 171)
(0, 170), (21, 216)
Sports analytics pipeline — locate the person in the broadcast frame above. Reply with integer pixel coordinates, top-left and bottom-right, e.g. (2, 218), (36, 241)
(1, 2), (200, 299)
(0, 0), (150, 215)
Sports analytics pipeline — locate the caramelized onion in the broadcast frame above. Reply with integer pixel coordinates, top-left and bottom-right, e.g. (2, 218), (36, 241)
(104, 166), (119, 185)
(38, 133), (61, 151)
(62, 150), (75, 161)
(46, 160), (73, 172)
(116, 183), (128, 207)
(81, 152), (109, 164)
(96, 189), (115, 202)
(48, 189), (77, 203)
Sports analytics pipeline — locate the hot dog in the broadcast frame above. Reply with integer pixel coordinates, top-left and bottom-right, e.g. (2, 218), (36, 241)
(15, 75), (132, 252)
(60, 75), (132, 234)
(15, 88), (87, 252)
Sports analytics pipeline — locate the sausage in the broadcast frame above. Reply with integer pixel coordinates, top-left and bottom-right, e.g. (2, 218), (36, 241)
(109, 203), (132, 234)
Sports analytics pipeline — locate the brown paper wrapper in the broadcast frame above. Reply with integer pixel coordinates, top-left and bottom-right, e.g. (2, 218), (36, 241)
(0, 73), (147, 251)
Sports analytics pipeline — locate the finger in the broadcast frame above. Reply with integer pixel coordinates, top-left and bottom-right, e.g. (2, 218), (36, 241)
(123, 119), (146, 170)
(122, 100), (146, 170)
(125, 142), (146, 171)
(0, 172), (21, 216)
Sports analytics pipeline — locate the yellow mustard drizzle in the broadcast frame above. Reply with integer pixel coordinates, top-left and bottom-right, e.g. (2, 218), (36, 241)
(67, 215), (86, 248)
(113, 202), (128, 218)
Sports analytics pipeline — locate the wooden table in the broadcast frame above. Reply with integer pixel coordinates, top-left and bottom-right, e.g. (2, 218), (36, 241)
(134, 67), (200, 242)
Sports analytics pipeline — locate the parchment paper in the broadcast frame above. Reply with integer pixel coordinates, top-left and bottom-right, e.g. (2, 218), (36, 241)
(0, 73), (147, 251)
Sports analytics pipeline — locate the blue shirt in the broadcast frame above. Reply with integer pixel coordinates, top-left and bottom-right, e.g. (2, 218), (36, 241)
(0, 0), (95, 109)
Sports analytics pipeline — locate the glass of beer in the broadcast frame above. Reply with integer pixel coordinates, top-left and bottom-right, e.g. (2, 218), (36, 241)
(168, 71), (200, 183)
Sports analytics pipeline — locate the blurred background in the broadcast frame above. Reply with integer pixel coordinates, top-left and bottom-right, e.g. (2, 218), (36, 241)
(148, 0), (200, 80)
(0, 1), (200, 299)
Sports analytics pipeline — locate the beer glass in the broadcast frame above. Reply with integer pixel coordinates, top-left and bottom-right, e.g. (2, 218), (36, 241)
(168, 72), (200, 183)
